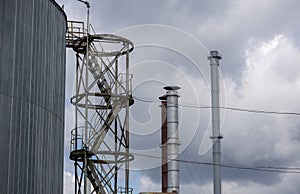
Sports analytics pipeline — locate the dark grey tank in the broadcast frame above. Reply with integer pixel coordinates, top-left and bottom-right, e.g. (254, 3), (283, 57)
(0, 0), (66, 193)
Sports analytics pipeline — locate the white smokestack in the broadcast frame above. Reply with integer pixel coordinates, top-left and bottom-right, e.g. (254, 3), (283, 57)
(208, 50), (222, 194)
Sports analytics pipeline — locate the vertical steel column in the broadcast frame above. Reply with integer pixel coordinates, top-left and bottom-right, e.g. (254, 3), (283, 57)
(114, 59), (119, 194)
(164, 86), (180, 194)
(77, 1), (91, 194)
(208, 51), (222, 194)
(75, 53), (79, 194)
(159, 95), (168, 193)
(125, 50), (130, 194)
(85, 4), (90, 193)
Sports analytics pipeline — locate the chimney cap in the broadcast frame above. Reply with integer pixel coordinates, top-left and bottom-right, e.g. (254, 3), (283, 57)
(163, 86), (181, 91)
(208, 50), (222, 59)
(159, 95), (167, 101)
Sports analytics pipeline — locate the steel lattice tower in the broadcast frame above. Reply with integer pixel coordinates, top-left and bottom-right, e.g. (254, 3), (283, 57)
(66, 21), (134, 194)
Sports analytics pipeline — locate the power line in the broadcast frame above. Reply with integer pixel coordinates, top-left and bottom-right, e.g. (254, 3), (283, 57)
(133, 96), (300, 116)
(132, 152), (300, 174)
(183, 151), (212, 194)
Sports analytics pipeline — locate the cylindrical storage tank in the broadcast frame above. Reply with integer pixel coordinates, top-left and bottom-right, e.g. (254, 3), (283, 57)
(0, 0), (66, 194)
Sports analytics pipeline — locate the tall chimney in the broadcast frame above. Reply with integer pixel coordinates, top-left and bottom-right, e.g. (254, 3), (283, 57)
(164, 86), (180, 194)
(208, 51), (222, 194)
(159, 95), (168, 193)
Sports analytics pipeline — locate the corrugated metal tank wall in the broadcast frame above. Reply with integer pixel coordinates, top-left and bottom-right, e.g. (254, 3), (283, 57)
(0, 0), (66, 193)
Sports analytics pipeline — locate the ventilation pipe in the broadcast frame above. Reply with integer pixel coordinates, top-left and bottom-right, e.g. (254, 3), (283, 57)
(159, 95), (168, 193)
(208, 51), (222, 194)
(163, 86), (180, 194)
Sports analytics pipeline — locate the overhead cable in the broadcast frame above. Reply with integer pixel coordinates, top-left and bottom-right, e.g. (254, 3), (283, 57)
(133, 96), (300, 116)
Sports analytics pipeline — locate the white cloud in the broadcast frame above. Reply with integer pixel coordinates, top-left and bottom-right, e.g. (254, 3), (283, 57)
(223, 173), (300, 194)
(139, 175), (161, 192)
(64, 171), (75, 194)
(221, 34), (300, 187)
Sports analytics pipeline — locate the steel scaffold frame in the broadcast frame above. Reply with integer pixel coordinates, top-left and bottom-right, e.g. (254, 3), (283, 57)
(67, 21), (134, 194)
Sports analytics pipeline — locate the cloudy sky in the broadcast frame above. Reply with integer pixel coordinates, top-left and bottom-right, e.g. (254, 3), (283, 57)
(57, 0), (300, 193)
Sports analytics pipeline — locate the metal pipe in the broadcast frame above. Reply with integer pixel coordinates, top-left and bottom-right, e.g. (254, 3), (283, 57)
(114, 59), (118, 193)
(159, 95), (168, 193)
(164, 86), (180, 194)
(125, 50), (130, 193)
(208, 51), (222, 194)
(75, 53), (79, 194)
(77, 1), (90, 193)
